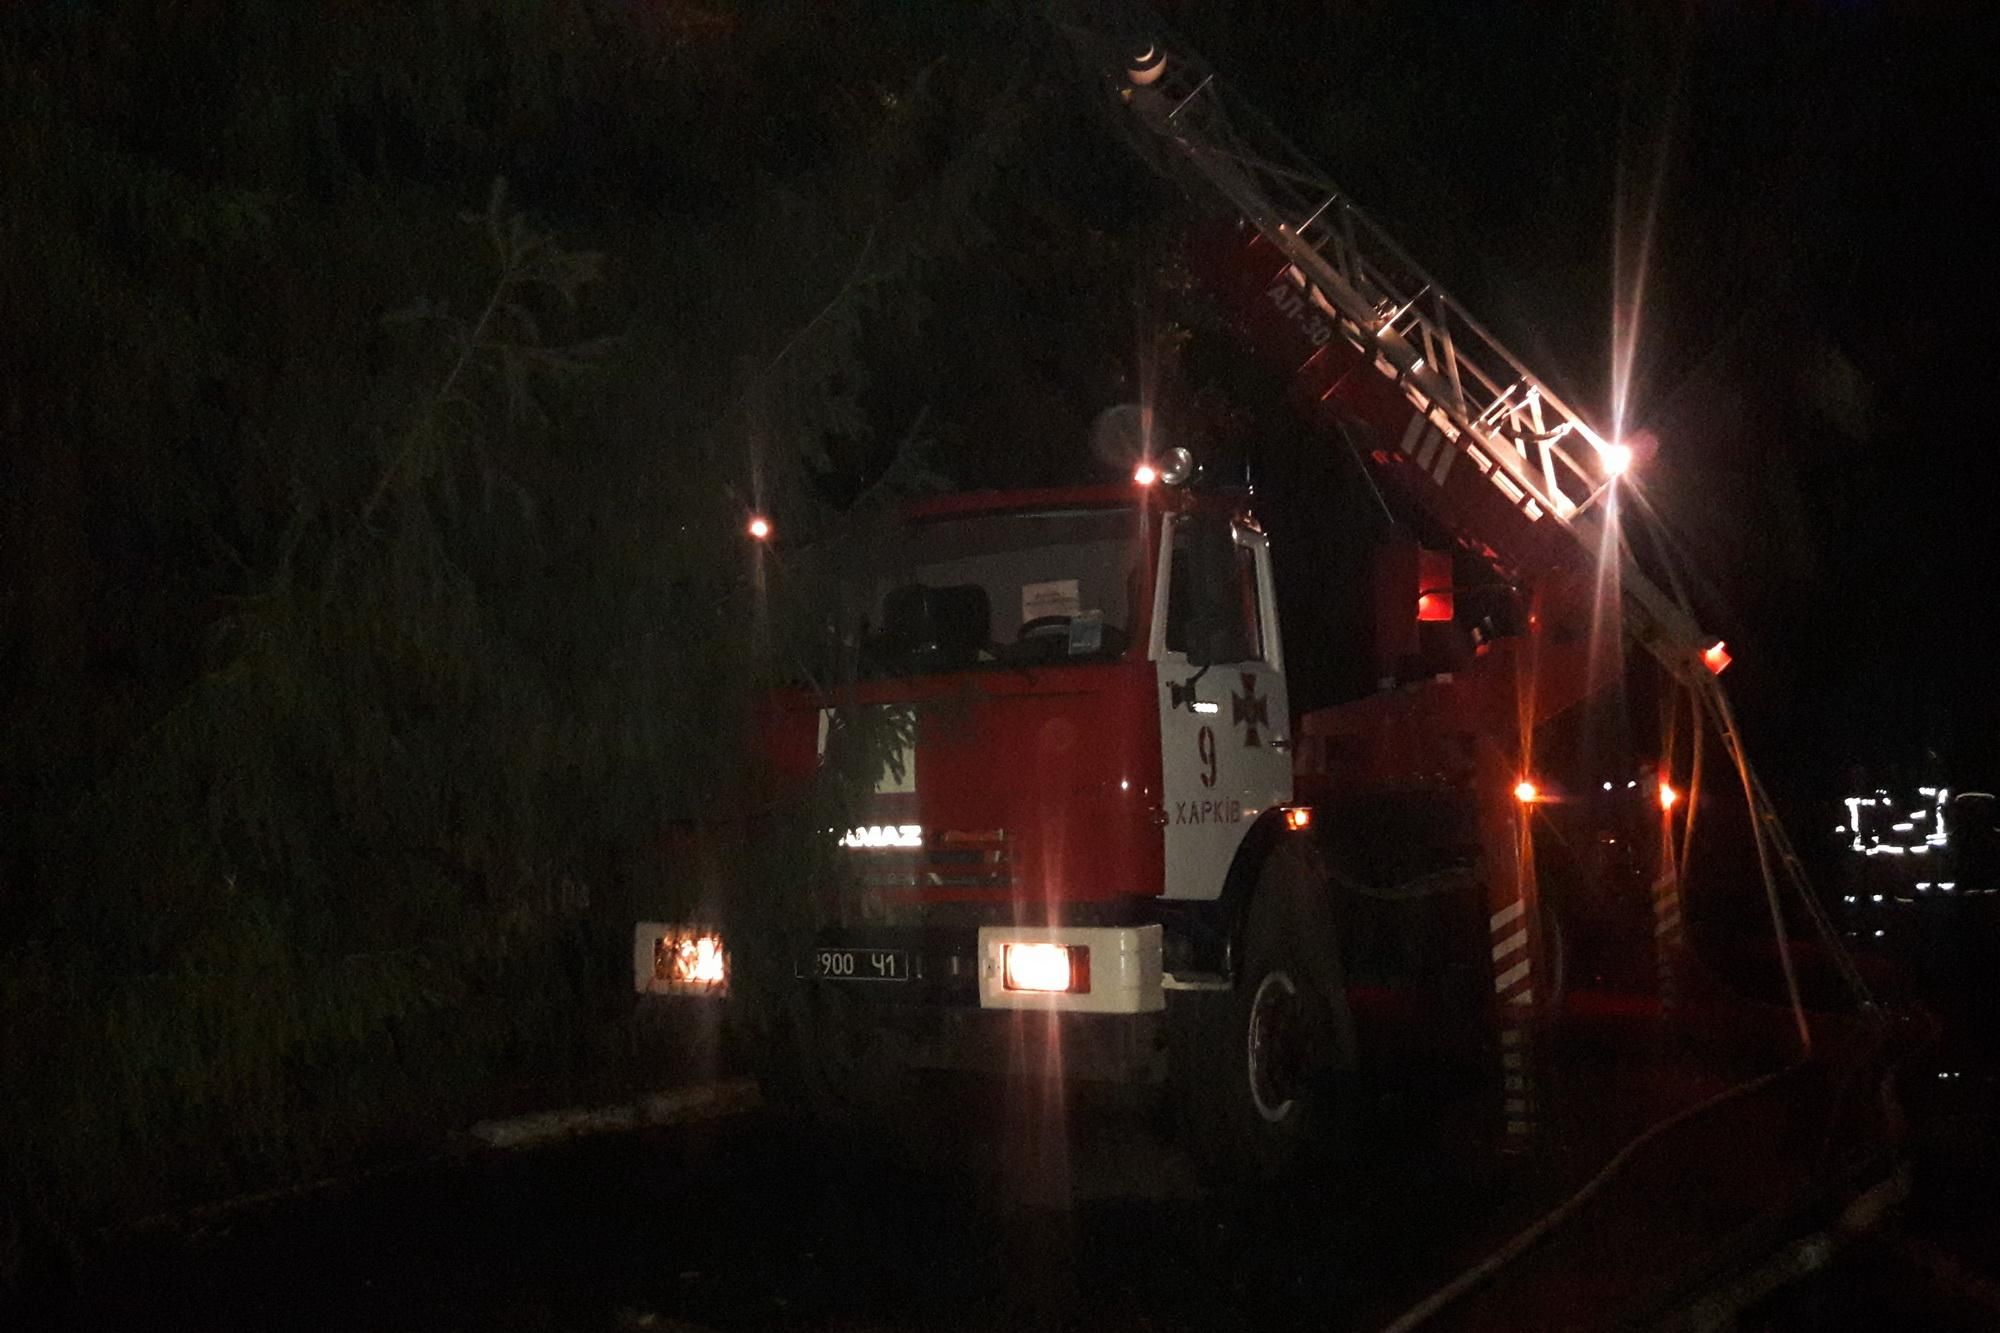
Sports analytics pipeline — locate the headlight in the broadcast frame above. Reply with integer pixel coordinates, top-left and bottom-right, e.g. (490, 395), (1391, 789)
(636, 923), (727, 995)
(1002, 942), (1091, 994)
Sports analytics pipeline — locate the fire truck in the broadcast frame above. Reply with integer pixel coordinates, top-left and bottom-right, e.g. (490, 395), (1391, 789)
(637, 13), (1832, 1175)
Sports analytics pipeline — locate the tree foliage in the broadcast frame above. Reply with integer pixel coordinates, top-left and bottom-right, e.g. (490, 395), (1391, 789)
(0, 0), (1163, 1261)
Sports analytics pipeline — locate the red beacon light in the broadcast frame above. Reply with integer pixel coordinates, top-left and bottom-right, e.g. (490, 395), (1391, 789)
(1659, 782), (1680, 812)
(1702, 640), (1732, 675)
(1416, 591), (1453, 622)
(1513, 780), (1542, 805)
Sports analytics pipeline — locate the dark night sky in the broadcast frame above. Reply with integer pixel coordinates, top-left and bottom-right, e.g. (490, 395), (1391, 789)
(1169, 1), (1999, 797)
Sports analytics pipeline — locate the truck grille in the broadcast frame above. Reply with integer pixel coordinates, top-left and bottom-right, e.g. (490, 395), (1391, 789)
(853, 828), (1015, 892)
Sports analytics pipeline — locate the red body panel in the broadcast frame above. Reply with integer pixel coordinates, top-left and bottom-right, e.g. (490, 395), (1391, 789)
(763, 662), (1166, 913)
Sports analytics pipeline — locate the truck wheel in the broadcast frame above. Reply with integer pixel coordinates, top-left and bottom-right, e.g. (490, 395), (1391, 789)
(1175, 844), (1356, 1184)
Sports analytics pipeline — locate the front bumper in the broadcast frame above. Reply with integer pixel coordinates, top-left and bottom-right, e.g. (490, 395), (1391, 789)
(636, 921), (1166, 1013)
(635, 919), (1170, 1082)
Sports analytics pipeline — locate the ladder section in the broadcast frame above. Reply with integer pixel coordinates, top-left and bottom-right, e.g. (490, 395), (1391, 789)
(1078, 13), (1712, 682)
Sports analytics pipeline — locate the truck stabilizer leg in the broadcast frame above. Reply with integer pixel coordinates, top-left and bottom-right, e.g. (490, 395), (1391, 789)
(1480, 747), (1544, 1154)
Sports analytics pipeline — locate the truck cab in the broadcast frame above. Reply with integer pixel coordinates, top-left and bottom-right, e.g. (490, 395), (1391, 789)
(638, 471), (1340, 1155)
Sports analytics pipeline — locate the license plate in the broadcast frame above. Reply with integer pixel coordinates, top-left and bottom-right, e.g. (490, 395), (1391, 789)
(800, 947), (910, 981)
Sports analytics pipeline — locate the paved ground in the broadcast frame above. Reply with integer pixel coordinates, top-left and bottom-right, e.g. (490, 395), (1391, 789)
(25, 996), (1988, 1333)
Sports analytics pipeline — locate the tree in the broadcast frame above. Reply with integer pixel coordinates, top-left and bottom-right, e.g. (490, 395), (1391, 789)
(1, 0), (1151, 1261)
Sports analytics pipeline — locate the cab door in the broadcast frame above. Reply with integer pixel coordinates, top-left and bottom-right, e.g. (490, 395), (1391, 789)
(1152, 510), (1292, 901)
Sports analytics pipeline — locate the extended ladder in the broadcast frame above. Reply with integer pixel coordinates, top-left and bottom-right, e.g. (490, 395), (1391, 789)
(1060, 6), (1874, 1040)
(1070, 11), (1713, 687)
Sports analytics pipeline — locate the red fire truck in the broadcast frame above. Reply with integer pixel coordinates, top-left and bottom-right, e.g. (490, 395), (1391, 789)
(637, 15), (1807, 1175)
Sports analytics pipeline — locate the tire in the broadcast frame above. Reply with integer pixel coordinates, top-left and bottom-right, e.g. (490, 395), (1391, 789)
(1173, 842), (1357, 1184)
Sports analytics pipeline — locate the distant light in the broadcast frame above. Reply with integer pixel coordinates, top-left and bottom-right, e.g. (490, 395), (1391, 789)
(747, 515), (772, 540)
(1659, 782), (1679, 812)
(1603, 781), (1615, 792)
(1601, 442), (1634, 476)
(1627, 779), (1638, 789)
(1133, 463), (1158, 486)
(1283, 806), (1314, 832)
(1872, 894), (1884, 903)
(1514, 780), (1541, 804)
(1192, 700), (1220, 715)
(1702, 641), (1732, 674)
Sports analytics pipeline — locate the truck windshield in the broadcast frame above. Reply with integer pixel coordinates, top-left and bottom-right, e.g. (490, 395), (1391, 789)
(855, 506), (1144, 677)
